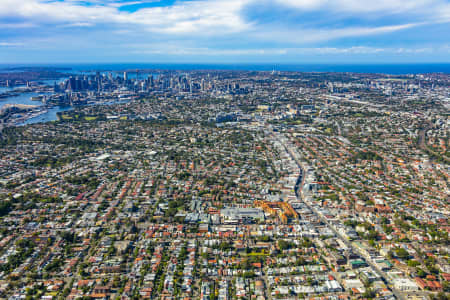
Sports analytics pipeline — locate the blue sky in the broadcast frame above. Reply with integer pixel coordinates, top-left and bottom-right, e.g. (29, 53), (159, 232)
(0, 0), (449, 63)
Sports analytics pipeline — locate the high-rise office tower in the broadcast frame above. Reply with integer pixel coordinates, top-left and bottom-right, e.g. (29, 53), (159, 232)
(150, 75), (154, 87)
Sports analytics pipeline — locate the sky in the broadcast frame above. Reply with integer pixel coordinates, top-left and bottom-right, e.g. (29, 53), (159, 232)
(0, 0), (449, 64)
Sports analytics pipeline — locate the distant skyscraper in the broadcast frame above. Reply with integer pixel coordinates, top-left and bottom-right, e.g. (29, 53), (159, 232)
(66, 77), (76, 91)
(201, 79), (206, 91)
(148, 75), (154, 88)
(124, 72), (128, 81)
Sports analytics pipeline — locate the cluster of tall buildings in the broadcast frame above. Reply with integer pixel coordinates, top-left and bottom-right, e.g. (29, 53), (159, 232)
(54, 71), (246, 95)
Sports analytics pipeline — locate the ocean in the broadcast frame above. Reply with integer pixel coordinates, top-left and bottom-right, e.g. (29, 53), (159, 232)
(1, 63), (449, 75)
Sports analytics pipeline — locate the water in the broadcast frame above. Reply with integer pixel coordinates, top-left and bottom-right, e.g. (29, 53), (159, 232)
(0, 87), (13, 93)
(0, 85), (26, 93)
(0, 89), (71, 125)
(21, 106), (73, 125)
(50, 63), (450, 74)
(1, 63), (449, 74)
(1, 91), (133, 125)
(0, 78), (71, 125)
(0, 92), (49, 109)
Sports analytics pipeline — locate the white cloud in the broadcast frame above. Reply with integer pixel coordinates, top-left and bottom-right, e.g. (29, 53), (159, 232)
(278, 0), (449, 16)
(129, 44), (445, 56)
(0, 22), (36, 28)
(0, 0), (445, 38)
(0, 0), (250, 35)
(250, 22), (422, 44)
(304, 47), (385, 54)
(132, 46), (287, 56)
(59, 22), (95, 27)
(0, 0), (448, 54)
(0, 42), (24, 47)
(0, 0), (118, 23)
(396, 47), (433, 54)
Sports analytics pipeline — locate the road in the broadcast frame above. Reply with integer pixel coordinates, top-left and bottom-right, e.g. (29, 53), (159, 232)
(418, 122), (449, 163)
(276, 131), (406, 300)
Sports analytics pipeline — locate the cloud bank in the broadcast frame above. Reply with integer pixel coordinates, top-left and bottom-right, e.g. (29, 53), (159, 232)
(0, 0), (449, 62)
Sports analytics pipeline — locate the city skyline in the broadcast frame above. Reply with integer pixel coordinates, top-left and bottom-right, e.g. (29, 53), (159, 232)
(0, 0), (450, 63)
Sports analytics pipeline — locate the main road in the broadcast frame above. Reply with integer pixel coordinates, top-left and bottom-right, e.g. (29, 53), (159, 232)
(417, 121), (449, 163)
(275, 130), (406, 300)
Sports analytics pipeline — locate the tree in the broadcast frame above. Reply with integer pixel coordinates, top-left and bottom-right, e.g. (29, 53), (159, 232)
(60, 231), (76, 244)
(416, 268), (427, 278)
(362, 289), (376, 299)
(395, 247), (409, 259)
(277, 240), (295, 250)
(366, 230), (378, 240)
(433, 292), (450, 300)
(0, 201), (12, 217)
(407, 260), (420, 267)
